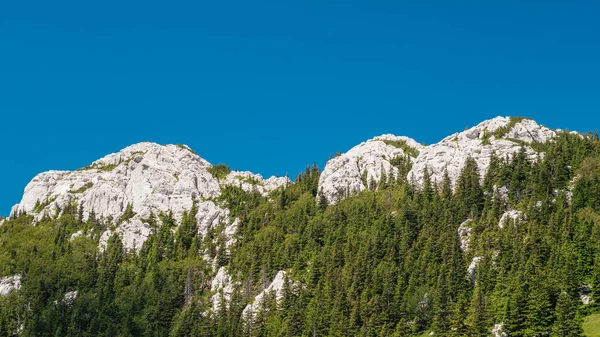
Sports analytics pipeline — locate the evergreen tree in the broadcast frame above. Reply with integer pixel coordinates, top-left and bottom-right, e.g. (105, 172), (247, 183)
(551, 291), (583, 337)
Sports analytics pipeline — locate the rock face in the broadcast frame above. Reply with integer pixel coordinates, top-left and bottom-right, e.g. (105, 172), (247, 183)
(457, 219), (473, 252)
(318, 117), (555, 203)
(10, 142), (282, 251)
(63, 291), (78, 305)
(211, 266), (235, 311)
(491, 323), (507, 337)
(408, 117), (555, 187)
(467, 256), (482, 283)
(579, 284), (593, 305)
(242, 270), (287, 320)
(499, 210), (524, 229)
(0, 275), (22, 296)
(318, 135), (424, 203)
(222, 171), (289, 196)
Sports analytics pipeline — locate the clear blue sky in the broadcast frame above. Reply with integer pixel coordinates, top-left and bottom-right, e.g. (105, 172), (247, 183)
(1, 1), (599, 215)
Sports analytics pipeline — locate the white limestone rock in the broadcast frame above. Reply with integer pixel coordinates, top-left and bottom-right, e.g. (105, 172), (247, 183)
(211, 266), (235, 311)
(408, 117), (555, 187)
(12, 142), (219, 220)
(63, 290), (78, 305)
(70, 230), (84, 241)
(10, 142), (245, 251)
(457, 219), (473, 252)
(224, 218), (239, 249)
(467, 256), (482, 283)
(242, 270), (287, 320)
(581, 294), (592, 305)
(491, 323), (507, 337)
(493, 185), (509, 202)
(0, 275), (22, 296)
(318, 117), (555, 203)
(222, 171), (289, 196)
(580, 284), (593, 305)
(264, 176), (290, 193)
(499, 210), (524, 229)
(318, 135), (423, 203)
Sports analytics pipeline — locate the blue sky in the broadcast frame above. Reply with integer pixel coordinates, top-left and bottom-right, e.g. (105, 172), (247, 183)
(1, 1), (599, 215)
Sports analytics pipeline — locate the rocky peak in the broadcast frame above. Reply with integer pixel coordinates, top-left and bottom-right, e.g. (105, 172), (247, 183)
(317, 135), (424, 203)
(222, 170), (289, 196)
(9, 142), (282, 251)
(408, 116), (555, 186)
(318, 117), (556, 203)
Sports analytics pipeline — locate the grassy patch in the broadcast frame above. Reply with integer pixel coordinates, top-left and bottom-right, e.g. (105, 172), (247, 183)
(78, 151), (146, 172)
(492, 116), (528, 139)
(176, 144), (198, 156)
(78, 162), (119, 172)
(70, 182), (93, 194)
(118, 203), (136, 224)
(380, 139), (420, 158)
(123, 151), (146, 165)
(481, 129), (492, 145)
(33, 197), (57, 213)
(583, 312), (600, 337)
(208, 164), (231, 180)
(235, 175), (264, 186)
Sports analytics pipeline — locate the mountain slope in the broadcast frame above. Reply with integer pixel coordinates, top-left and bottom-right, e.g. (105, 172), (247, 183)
(1, 116), (599, 337)
(318, 116), (557, 204)
(9, 142), (287, 251)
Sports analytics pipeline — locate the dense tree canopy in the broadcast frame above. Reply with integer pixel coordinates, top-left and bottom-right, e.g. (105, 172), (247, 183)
(2, 132), (600, 336)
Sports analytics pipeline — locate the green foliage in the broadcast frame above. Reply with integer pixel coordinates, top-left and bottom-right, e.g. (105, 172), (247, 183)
(33, 196), (57, 212)
(235, 175), (264, 186)
(208, 163), (232, 180)
(118, 203), (136, 223)
(492, 116), (528, 138)
(2, 130), (600, 336)
(70, 182), (93, 194)
(381, 138), (420, 158)
(583, 312), (600, 337)
(176, 144), (198, 156)
(481, 131), (492, 145)
(79, 161), (119, 172)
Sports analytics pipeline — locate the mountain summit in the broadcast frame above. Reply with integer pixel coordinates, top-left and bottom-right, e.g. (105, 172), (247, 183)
(9, 117), (561, 250)
(10, 142), (287, 250)
(2, 116), (598, 337)
(318, 116), (557, 203)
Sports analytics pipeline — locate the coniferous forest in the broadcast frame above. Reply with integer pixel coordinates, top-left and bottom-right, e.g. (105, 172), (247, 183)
(3, 131), (600, 336)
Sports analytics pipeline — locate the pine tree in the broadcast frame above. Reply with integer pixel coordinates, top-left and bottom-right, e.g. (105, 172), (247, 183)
(551, 291), (583, 337)
(449, 293), (469, 336)
(466, 284), (489, 336)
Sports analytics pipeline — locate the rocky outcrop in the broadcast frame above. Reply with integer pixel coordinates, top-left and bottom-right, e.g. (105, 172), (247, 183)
(318, 117), (556, 203)
(491, 323), (507, 337)
(499, 210), (524, 229)
(580, 284), (593, 305)
(318, 135), (423, 203)
(222, 171), (289, 196)
(493, 185), (509, 202)
(242, 270), (287, 320)
(408, 117), (555, 187)
(211, 266), (235, 311)
(9, 142), (282, 251)
(0, 275), (22, 296)
(467, 256), (482, 283)
(64, 290), (78, 303)
(457, 219), (473, 252)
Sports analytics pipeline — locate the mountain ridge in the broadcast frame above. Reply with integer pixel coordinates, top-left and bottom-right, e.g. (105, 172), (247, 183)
(2, 115), (599, 336)
(7, 116), (571, 251)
